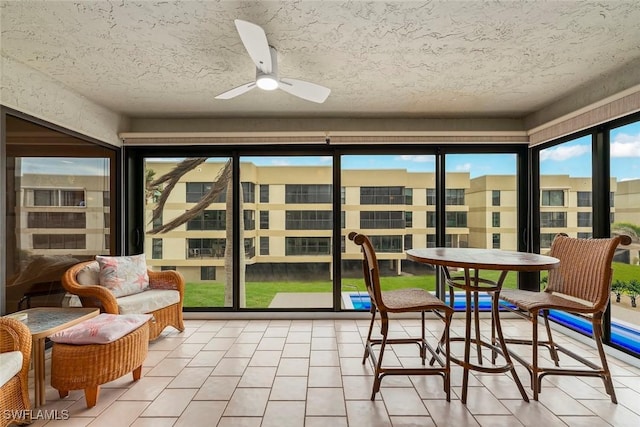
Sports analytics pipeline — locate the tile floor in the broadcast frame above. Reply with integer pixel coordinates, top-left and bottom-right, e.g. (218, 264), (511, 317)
(26, 316), (640, 426)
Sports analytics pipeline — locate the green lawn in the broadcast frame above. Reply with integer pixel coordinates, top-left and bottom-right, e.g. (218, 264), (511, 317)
(184, 262), (639, 309)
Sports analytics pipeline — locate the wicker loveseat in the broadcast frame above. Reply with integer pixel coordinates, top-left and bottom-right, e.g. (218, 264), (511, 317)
(62, 259), (185, 340)
(0, 317), (31, 427)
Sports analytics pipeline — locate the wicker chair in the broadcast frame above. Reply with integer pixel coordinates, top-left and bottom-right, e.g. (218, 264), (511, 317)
(499, 233), (631, 402)
(62, 260), (185, 340)
(348, 232), (454, 401)
(0, 318), (31, 427)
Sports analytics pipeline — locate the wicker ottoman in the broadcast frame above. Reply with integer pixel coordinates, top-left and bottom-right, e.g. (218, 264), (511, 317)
(50, 315), (150, 408)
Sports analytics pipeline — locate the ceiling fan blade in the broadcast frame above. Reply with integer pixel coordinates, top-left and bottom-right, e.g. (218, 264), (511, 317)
(279, 78), (331, 103)
(234, 19), (272, 74)
(214, 82), (256, 100)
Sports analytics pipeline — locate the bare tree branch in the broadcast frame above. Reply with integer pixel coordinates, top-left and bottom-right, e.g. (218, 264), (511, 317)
(149, 159), (232, 234)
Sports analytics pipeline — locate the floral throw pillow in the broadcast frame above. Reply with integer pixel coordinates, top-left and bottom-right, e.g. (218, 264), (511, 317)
(96, 254), (150, 298)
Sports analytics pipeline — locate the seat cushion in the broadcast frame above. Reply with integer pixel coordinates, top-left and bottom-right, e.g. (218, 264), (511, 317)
(49, 313), (152, 345)
(116, 289), (180, 315)
(96, 254), (150, 297)
(0, 351), (23, 387)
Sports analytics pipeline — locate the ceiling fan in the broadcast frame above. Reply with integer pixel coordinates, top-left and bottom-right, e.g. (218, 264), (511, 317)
(215, 19), (331, 104)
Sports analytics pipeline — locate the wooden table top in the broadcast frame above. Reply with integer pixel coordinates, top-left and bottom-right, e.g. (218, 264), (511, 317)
(406, 247), (560, 272)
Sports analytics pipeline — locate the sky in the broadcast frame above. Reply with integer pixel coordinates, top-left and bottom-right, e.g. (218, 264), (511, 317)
(18, 122), (640, 181)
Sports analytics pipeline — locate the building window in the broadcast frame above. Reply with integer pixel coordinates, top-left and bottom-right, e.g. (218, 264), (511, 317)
(405, 211), (413, 228)
(244, 238), (255, 258)
(540, 233), (556, 248)
(577, 191), (592, 207)
(370, 235), (403, 253)
(427, 212), (436, 228)
(201, 266), (215, 280)
(340, 187), (345, 204)
(260, 211), (269, 229)
(285, 237), (331, 255)
(446, 212), (467, 228)
(360, 211), (404, 229)
(492, 233), (500, 248)
(104, 212), (111, 228)
(341, 211), (345, 229)
(445, 189), (465, 205)
(27, 212), (86, 228)
(244, 210), (255, 230)
(492, 212), (500, 227)
(426, 234), (436, 248)
(285, 184), (332, 203)
(152, 213), (162, 229)
(260, 185), (269, 203)
(540, 212), (566, 227)
(285, 210), (332, 230)
(577, 212), (592, 227)
(103, 191), (110, 206)
(360, 186), (404, 204)
(33, 234), (86, 249)
(186, 182), (212, 203)
(187, 210), (225, 230)
(105, 234), (110, 250)
(260, 236), (269, 255)
(578, 232), (593, 239)
(541, 190), (564, 206)
(492, 190), (501, 206)
(161, 266), (176, 271)
(426, 188), (436, 205)
(187, 238), (225, 258)
(152, 238), (162, 259)
(610, 192), (615, 208)
(404, 234), (413, 250)
(26, 188), (85, 207)
(404, 188), (413, 205)
(242, 182), (255, 203)
(341, 235), (346, 253)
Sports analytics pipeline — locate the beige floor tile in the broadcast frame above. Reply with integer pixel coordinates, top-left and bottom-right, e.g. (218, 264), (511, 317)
(312, 326), (337, 337)
(248, 350), (282, 366)
(256, 337), (286, 351)
(194, 320), (226, 332)
(311, 337), (338, 350)
(202, 337), (236, 351)
(559, 416), (612, 427)
(143, 350), (171, 367)
(167, 342), (204, 358)
(39, 418), (92, 427)
(167, 366), (212, 388)
(237, 366), (277, 388)
(263, 327), (290, 337)
(236, 332), (264, 343)
(286, 331), (312, 343)
(501, 400), (567, 427)
(456, 386), (511, 415)
(214, 327), (245, 338)
(131, 417), (178, 427)
(223, 388), (270, 416)
(290, 321), (313, 332)
(225, 343), (258, 358)
(212, 357), (250, 376)
(306, 388), (346, 416)
(119, 376), (173, 401)
(410, 375), (450, 400)
(261, 401), (305, 427)
(183, 331), (217, 343)
(148, 337), (183, 351)
(310, 350), (340, 366)
(269, 376), (308, 400)
(475, 415), (525, 426)
(194, 376), (241, 400)
(86, 400), (149, 427)
(145, 357), (190, 377)
(217, 417), (262, 427)
(536, 388), (595, 416)
(338, 343), (366, 357)
(343, 375), (380, 400)
(380, 387), (429, 416)
(305, 416), (349, 427)
(140, 388), (198, 417)
(282, 343), (311, 357)
(308, 366), (343, 387)
(336, 331), (363, 343)
(345, 400), (392, 427)
(423, 399), (480, 426)
(389, 415), (436, 427)
(276, 358), (310, 376)
(66, 388), (128, 418)
(186, 350), (225, 367)
(243, 320), (269, 332)
(340, 357), (374, 375)
(174, 401), (226, 427)
(578, 399), (640, 427)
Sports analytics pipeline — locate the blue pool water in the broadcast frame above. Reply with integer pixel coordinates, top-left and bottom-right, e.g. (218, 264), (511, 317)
(347, 292), (640, 354)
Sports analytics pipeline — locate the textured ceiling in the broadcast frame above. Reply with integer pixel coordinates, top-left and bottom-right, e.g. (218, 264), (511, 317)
(2, 1), (640, 119)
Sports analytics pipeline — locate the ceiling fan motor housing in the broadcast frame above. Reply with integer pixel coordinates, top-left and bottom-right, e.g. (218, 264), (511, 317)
(256, 47), (279, 90)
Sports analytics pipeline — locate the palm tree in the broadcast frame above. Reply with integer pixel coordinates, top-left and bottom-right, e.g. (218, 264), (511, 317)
(146, 158), (244, 306)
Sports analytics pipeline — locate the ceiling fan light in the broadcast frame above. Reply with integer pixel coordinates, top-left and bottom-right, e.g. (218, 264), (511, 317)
(256, 74), (278, 90)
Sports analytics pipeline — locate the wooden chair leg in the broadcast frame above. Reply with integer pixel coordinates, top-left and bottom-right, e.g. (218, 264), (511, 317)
(542, 310), (560, 366)
(532, 312), (539, 400)
(85, 386), (100, 408)
(132, 365), (143, 381)
(362, 308), (376, 364)
(371, 314), (389, 401)
(592, 318), (617, 403)
(58, 390), (69, 398)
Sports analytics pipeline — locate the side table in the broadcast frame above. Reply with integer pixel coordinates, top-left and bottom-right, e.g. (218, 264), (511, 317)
(3, 307), (99, 407)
